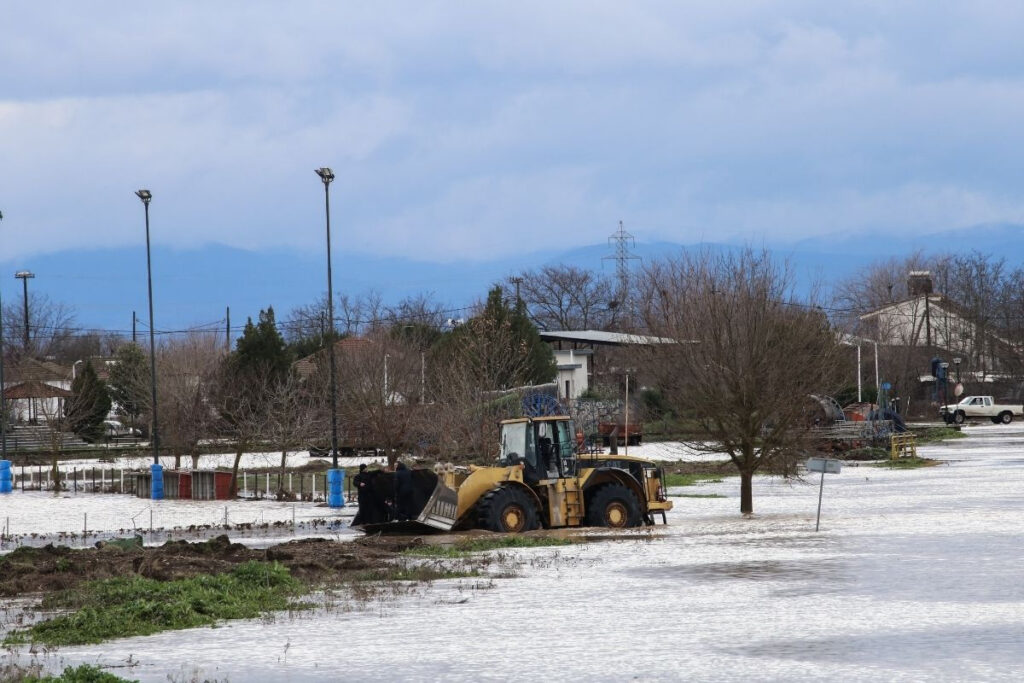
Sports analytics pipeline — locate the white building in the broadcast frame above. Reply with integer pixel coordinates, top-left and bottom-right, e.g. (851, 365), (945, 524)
(553, 348), (591, 401)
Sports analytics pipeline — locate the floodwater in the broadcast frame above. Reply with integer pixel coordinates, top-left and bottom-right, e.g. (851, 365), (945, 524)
(4, 424), (1024, 681)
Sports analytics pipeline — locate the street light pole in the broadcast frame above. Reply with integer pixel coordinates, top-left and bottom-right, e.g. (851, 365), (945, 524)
(14, 270), (34, 353)
(316, 167), (344, 508)
(136, 189), (163, 500)
(0, 213), (9, 494)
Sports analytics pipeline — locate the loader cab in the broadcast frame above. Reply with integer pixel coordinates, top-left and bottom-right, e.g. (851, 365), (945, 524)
(498, 417), (578, 482)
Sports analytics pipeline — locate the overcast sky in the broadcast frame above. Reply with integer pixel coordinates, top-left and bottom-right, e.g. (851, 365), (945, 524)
(2, 1), (1023, 263)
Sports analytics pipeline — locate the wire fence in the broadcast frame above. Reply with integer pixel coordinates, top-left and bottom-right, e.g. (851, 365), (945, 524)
(4, 466), (357, 503)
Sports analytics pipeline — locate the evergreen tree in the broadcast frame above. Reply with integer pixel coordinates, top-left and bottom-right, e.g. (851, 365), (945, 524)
(67, 361), (112, 441)
(234, 307), (291, 380)
(108, 343), (149, 428)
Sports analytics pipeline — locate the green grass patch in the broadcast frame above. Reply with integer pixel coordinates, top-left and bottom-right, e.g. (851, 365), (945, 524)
(4, 561), (307, 647)
(663, 473), (724, 487)
(404, 536), (575, 558)
(913, 426), (968, 444)
(25, 664), (137, 682)
(844, 446), (890, 461)
(869, 457), (941, 469)
(669, 492), (726, 498)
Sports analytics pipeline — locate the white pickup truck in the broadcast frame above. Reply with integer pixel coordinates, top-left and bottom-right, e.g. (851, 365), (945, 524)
(939, 396), (1024, 425)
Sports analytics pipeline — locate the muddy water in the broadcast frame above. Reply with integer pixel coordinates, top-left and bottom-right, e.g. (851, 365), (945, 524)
(6, 424), (1024, 681)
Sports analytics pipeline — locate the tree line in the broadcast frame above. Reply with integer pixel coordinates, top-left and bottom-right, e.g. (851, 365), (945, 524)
(10, 247), (1022, 513)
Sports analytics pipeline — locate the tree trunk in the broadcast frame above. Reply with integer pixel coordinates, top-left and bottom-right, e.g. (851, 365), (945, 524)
(278, 449), (288, 498)
(190, 451), (200, 469)
(228, 444), (244, 498)
(740, 470), (753, 515)
(50, 455), (61, 493)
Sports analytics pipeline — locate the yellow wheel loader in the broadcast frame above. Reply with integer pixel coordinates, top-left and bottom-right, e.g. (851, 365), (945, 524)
(352, 416), (672, 533)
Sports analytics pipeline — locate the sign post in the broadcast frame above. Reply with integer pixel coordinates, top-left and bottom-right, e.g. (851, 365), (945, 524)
(806, 457), (841, 531)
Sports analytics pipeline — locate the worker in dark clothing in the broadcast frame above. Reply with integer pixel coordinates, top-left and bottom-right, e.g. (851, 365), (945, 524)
(393, 462), (415, 521)
(353, 464), (371, 510)
(351, 464), (389, 525)
(537, 436), (556, 478)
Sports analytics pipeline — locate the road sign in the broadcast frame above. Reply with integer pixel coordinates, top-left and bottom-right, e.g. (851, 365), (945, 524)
(806, 458), (841, 474)
(806, 458), (841, 531)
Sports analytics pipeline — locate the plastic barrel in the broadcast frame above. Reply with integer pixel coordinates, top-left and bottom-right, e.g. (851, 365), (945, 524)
(327, 468), (345, 508)
(0, 460), (11, 494)
(151, 463), (164, 500)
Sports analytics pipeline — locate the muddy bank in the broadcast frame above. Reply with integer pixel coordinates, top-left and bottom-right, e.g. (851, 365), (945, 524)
(0, 534), (429, 598)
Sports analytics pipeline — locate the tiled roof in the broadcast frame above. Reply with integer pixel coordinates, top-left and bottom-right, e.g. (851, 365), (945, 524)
(5, 380), (73, 399)
(6, 358), (71, 383)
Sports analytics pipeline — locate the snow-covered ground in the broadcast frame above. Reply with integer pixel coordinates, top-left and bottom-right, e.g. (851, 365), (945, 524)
(4, 423), (1024, 681)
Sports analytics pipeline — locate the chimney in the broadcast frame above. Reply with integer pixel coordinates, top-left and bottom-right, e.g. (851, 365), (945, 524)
(908, 271), (933, 297)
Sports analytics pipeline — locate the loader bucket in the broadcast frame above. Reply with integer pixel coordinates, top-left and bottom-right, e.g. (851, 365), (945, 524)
(351, 469), (458, 533)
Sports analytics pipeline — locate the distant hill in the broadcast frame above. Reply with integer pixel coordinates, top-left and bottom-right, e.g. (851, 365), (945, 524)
(3, 223), (1020, 335)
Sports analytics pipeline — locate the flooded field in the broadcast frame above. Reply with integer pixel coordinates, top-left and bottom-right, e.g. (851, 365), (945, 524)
(3, 424), (1023, 681)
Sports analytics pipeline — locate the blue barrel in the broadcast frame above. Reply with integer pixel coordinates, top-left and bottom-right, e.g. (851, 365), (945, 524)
(0, 460), (11, 494)
(326, 468), (345, 508)
(151, 463), (164, 500)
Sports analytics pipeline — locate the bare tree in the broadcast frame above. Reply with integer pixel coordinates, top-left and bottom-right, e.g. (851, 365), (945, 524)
(209, 360), (276, 497)
(385, 293), (447, 330)
(263, 370), (321, 497)
(425, 309), (540, 461)
(34, 394), (71, 492)
(509, 265), (619, 331)
(2, 292), (76, 360)
(158, 332), (223, 469)
(316, 331), (430, 468)
(639, 249), (843, 514)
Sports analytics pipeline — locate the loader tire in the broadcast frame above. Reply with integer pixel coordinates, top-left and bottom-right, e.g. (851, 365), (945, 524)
(478, 485), (539, 533)
(586, 483), (643, 529)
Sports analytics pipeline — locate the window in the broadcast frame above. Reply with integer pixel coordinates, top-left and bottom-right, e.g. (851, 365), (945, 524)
(500, 422), (529, 464)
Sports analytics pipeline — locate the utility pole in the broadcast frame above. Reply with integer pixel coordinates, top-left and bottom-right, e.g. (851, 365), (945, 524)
(508, 276), (523, 307)
(225, 306), (231, 352)
(132, 311), (137, 344)
(14, 271), (34, 354)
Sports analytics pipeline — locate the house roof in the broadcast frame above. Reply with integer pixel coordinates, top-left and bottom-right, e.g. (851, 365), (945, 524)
(5, 358), (71, 383)
(292, 337), (372, 378)
(539, 330), (675, 346)
(4, 380), (73, 399)
(859, 294), (967, 322)
(859, 294), (1016, 348)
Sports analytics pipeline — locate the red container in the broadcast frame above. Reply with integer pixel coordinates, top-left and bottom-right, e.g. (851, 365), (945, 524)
(214, 471), (233, 500)
(178, 471), (192, 499)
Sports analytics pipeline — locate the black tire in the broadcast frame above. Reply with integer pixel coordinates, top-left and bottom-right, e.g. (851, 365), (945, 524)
(477, 484), (539, 533)
(586, 483), (643, 528)
(954, 411), (966, 425)
(1000, 412), (1013, 424)
(991, 417), (1002, 424)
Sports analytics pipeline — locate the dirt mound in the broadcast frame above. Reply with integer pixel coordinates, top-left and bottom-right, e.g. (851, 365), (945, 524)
(0, 534), (430, 598)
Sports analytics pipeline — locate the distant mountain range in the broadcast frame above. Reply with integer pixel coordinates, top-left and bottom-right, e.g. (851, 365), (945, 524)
(2, 223), (1020, 336)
